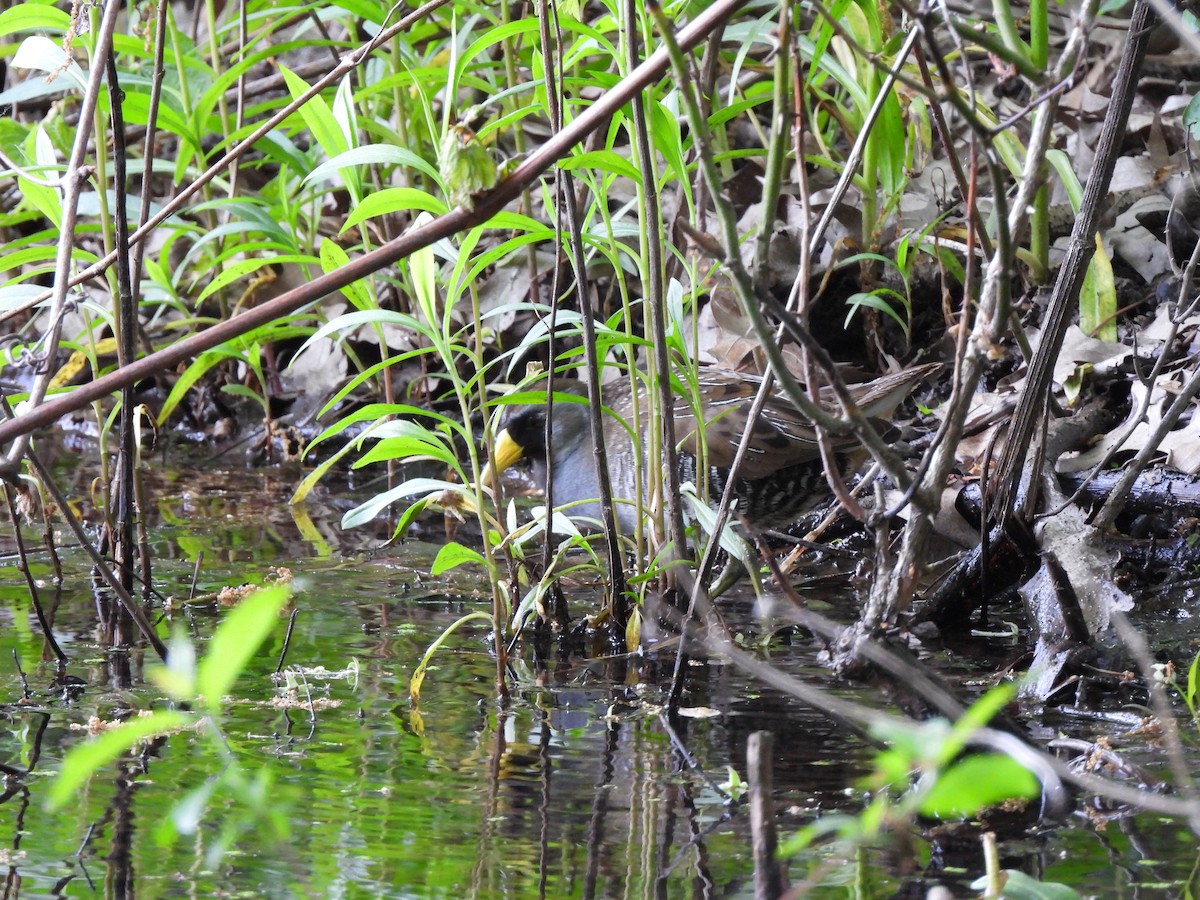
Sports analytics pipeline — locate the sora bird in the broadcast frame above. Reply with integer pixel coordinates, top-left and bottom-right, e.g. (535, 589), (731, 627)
(483, 363), (939, 534)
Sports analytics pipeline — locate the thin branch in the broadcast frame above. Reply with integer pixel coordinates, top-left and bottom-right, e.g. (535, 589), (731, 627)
(0, 0), (753, 454)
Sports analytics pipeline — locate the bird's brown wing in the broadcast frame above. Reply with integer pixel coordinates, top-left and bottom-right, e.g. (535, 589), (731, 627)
(671, 364), (939, 480)
(667, 372), (821, 479)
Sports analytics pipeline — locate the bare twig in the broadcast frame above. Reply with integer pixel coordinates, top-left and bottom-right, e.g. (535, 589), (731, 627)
(991, 0), (1152, 523)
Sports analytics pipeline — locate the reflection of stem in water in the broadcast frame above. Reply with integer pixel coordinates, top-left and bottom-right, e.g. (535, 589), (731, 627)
(473, 706), (507, 894)
(3, 484), (66, 664)
(108, 757), (137, 896)
(583, 719), (617, 899)
(537, 709), (551, 899)
(660, 721), (718, 891)
(661, 709), (736, 886)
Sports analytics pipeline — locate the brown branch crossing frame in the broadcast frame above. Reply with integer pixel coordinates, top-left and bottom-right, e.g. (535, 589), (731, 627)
(0, 0), (748, 450)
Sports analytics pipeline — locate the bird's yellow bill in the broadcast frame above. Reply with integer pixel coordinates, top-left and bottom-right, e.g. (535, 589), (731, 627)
(480, 428), (525, 486)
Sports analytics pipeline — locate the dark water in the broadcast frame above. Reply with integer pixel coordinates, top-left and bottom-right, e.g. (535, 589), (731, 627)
(0, 462), (1198, 897)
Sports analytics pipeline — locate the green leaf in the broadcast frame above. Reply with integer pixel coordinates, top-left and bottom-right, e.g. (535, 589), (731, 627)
(648, 98), (688, 200)
(118, 87), (191, 139)
(410, 611), (495, 702)
(624, 605), (642, 654)
(354, 435), (457, 469)
(291, 435), (360, 505)
(307, 145), (441, 189)
(1046, 149), (1084, 211)
(342, 479), (464, 529)
(158, 347), (236, 425)
(319, 238), (372, 311)
(12, 35), (86, 92)
(220, 383), (265, 406)
(1184, 93), (1200, 140)
(0, 285), (46, 310)
(458, 19), (541, 81)
(302, 308), (432, 350)
(681, 486), (761, 592)
(485, 211), (552, 234)
(0, 4), (71, 35)
(280, 66), (347, 163)
(1187, 652), (1199, 712)
(971, 870), (1081, 900)
(838, 251), (902, 276)
(942, 682), (1017, 762)
(844, 289), (910, 337)
(919, 753), (1039, 818)
(170, 775), (220, 837)
(17, 174), (60, 228)
(195, 253), (317, 304)
(150, 628), (198, 701)
(331, 75), (360, 200)
(432, 541), (486, 575)
(195, 583), (291, 707)
(48, 711), (190, 810)
(1080, 235), (1116, 342)
(777, 812), (862, 856)
(253, 129), (314, 179)
(392, 496), (432, 539)
(560, 149), (641, 181)
(343, 187), (450, 233)
(410, 239), (438, 328)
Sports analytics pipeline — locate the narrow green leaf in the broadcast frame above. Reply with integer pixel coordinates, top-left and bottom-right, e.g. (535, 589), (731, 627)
(844, 290), (910, 337)
(971, 870), (1081, 900)
(158, 348), (236, 425)
(195, 583), (291, 707)
(307, 145), (440, 189)
(343, 188), (449, 233)
(280, 66), (347, 163)
(1185, 94), (1200, 139)
(648, 98), (688, 199)
(432, 541), (486, 575)
(301, 308), (431, 351)
(291, 437), (359, 505)
(319, 238), (372, 310)
(943, 683), (1016, 761)
(170, 776), (220, 837)
(0, 286), (46, 310)
(196, 253), (317, 304)
(331, 75), (360, 201)
(1186, 652), (1199, 711)
(459, 19), (541, 77)
(410, 240), (438, 327)
(12, 35), (86, 92)
(560, 150), (641, 181)
(392, 496), (432, 539)
(0, 4), (71, 35)
(149, 628), (198, 701)
(341, 479), (463, 529)
(17, 175), (60, 229)
(220, 384), (264, 405)
(410, 611), (495, 703)
(1080, 235), (1117, 342)
(355, 435), (456, 468)
(48, 711), (190, 809)
(919, 753), (1039, 818)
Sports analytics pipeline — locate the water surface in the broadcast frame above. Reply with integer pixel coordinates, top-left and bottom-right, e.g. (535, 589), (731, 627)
(0, 461), (1197, 897)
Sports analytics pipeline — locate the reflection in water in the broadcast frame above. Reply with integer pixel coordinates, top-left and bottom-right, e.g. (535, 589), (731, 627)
(0, 464), (1196, 896)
